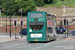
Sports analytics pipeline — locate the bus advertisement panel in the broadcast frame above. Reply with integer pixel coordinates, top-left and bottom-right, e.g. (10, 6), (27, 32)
(47, 20), (55, 27)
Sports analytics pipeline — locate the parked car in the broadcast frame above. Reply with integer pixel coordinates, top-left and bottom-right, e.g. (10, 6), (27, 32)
(56, 27), (66, 34)
(19, 28), (27, 35)
(68, 31), (75, 36)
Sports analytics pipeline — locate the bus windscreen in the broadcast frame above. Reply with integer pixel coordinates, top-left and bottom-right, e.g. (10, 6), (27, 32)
(29, 22), (44, 31)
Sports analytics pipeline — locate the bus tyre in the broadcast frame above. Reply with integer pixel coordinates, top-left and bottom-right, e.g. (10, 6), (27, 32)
(54, 39), (56, 41)
(54, 34), (55, 37)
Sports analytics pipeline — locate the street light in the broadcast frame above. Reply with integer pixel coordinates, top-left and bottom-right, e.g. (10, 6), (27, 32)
(19, 9), (22, 17)
(21, 9), (22, 38)
(0, 8), (2, 27)
(10, 0), (11, 38)
(6, 0), (7, 33)
(21, 9), (22, 17)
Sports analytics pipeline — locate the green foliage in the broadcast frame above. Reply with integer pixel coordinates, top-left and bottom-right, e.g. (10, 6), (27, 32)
(19, 0), (36, 16)
(66, 4), (75, 7)
(2, 0), (19, 15)
(44, 0), (75, 7)
(53, 0), (57, 4)
(61, 0), (64, 1)
(2, 0), (36, 16)
(34, 0), (44, 7)
(1, 13), (6, 17)
(44, 0), (51, 4)
(0, 0), (4, 5)
(44, 0), (57, 4)
(1, 0), (75, 17)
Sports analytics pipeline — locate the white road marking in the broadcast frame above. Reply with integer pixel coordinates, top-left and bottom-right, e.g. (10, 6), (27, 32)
(28, 45), (31, 47)
(0, 36), (9, 37)
(44, 43), (50, 46)
(18, 46), (26, 48)
(2, 43), (27, 49)
(36, 43), (39, 44)
(18, 46), (21, 48)
(63, 40), (67, 42)
(16, 45), (31, 48)
(0, 35), (27, 38)
(32, 46), (41, 50)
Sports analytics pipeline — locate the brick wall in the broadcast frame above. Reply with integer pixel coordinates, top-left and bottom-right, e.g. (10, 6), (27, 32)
(0, 26), (27, 33)
(0, 17), (75, 33)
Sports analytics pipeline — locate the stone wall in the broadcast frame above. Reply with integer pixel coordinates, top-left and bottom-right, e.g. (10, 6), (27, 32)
(0, 17), (27, 27)
(0, 17), (27, 33)
(0, 17), (75, 33)
(36, 7), (75, 16)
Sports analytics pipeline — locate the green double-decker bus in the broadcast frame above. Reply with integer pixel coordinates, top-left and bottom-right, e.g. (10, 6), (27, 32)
(27, 11), (57, 42)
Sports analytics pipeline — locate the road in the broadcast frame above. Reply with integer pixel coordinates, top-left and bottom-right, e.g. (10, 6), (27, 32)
(0, 34), (75, 50)
(0, 33), (65, 40)
(0, 33), (25, 38)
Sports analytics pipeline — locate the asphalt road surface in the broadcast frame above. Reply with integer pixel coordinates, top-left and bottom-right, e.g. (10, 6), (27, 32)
(0, 34), (75, 50)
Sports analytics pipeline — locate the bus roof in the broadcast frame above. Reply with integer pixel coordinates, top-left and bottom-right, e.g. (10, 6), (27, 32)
(28, 11), (46, 13)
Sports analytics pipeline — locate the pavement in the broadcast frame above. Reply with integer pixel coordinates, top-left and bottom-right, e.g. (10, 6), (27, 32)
(62, 34), (75, 40)
(61, 37), (75, 40)
(0, 33), (26, 44)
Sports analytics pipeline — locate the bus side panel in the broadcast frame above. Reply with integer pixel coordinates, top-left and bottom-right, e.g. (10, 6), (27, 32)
(27, 12), (30, 41)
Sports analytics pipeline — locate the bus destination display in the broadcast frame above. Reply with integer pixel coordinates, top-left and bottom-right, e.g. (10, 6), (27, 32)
(30, 13), (42, 18)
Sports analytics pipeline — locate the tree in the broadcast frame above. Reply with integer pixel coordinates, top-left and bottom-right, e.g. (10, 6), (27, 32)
(19, 0), (36, 16)
(2, 0), (36, 16)
(0, 0), (4, 5)
(34, 0), (44, 7)
(61, 0), (64, 1)
(44, 0), (51, 4)
(44, 0), (57, 4)
(2, 0), (19, 15)
(53, 0), (57, 4)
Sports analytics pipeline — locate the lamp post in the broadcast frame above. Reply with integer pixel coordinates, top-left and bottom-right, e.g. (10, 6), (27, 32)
(0, 8), (2, 27)
(6, 0), (7, 33)
(10, 0), (11, 38)
(0, 8), (1, 17)
(19, 9), (22, 38)
(21, 9), (22, 17)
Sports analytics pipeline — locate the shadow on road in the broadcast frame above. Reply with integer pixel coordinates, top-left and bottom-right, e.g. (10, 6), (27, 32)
(28, 40), (56, 43)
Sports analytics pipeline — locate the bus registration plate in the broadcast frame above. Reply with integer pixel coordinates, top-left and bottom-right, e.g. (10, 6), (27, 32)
(34, 39), (39, 41)
(31, 34), (42, 38)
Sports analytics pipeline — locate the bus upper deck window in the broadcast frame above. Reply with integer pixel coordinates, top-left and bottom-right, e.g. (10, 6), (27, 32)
(30, 13), (43, 18)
